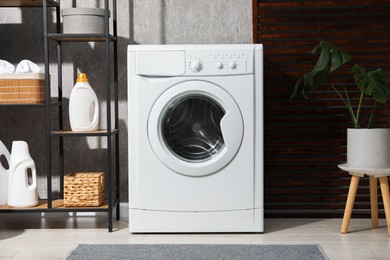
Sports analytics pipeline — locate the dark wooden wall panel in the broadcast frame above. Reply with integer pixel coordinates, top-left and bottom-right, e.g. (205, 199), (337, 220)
(254, 0), (390, 217)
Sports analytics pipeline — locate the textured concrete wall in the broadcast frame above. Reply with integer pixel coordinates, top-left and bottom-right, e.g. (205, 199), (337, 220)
(0, 0), (252, 201)
(134, 0), (252, 44)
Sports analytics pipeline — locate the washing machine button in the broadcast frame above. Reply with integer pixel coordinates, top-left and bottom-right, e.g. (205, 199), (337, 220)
(228, 62), (237, 69)
(215, 62), (224, 70)
(190, 60), (203, 72)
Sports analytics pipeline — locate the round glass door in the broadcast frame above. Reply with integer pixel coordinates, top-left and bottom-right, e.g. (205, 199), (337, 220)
(162, 95), (225, 162)
(148, 80), (243, 177)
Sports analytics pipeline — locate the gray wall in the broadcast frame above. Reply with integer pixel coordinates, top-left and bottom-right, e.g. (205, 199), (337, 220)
(0, 0), (252, 201)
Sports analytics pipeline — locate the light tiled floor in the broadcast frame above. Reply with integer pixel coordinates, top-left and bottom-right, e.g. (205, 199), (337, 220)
(0, 213), (389, 260)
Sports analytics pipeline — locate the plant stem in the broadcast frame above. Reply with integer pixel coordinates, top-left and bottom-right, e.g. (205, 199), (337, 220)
(331, 85), (358, 128)
(343, 86), (354, 122)
(367, 101), (377, 129)
(354, 91), (364, 128)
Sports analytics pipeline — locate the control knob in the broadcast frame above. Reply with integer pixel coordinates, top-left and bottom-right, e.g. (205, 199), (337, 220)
(215, 62), (223, 70)
(228, 62), (237, 69)
(190, 60), (203, 72)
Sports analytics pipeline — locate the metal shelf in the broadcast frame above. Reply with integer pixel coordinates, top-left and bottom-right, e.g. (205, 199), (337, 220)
(51, 129), (119, 137)
(0, 102), (62, 108)
(0, 199), (119, 213)
(0, 0), (59, 7)
(48, 33), (117, 42)
(44, 0), (120, 232)
(0, 0), (120, 232)
(0, 103), (46, 108)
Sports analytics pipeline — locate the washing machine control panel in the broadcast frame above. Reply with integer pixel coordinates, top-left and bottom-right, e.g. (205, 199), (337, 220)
(185, 50), (253, 76)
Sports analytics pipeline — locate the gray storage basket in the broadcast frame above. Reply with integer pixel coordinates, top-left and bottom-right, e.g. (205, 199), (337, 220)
(62, 8), (109, 34)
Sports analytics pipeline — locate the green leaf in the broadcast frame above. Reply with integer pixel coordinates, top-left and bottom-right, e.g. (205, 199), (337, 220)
(291, 40), (389, 128)
(291, 77), (305, 98)
(313, 41), (351, 72)
(291, 41), (351, 99)
(331, 48), (351, 71)
(367, 69), (389, 103)
(352, 64), (369, 92)
(312, 43), (331, 72)
(308, 69), (329, 90)
(353, 65), (389, 104)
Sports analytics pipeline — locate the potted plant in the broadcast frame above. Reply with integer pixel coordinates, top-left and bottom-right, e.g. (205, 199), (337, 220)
(291, 41), (390, 169)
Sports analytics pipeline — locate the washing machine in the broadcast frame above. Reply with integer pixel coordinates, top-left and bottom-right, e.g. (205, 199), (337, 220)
(128, 44), (263, 233)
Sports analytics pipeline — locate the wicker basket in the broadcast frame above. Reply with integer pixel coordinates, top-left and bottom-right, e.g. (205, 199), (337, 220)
(0, 73), (45, 104)
(64, 172), (104, 207)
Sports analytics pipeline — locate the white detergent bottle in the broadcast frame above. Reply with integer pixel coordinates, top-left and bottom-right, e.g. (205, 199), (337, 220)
(0, 140), (10, 205)
(7, 141), (38, 207)
(69, 73), (99, 131)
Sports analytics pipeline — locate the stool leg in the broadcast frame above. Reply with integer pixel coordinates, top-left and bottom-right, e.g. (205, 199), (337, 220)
(369, 176), (379, 228)
(341, 175), (360, 234)
(379, 176), (390, 237)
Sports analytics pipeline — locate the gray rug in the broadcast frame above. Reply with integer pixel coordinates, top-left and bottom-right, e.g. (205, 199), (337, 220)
(66, 244), (328, 260)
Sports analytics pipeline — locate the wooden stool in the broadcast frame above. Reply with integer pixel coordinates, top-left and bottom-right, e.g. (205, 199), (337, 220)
(338, 165), (390, 236)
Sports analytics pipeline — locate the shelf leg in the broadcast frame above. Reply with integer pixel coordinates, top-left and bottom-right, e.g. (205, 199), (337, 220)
(109, 210), (113, 232)
(42, 0), (52, 209)
(116, 202), (120, 221)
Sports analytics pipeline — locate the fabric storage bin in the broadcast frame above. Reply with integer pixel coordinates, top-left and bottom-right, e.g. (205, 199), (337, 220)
(0, 73), (45, 104)
(64, 172), (104, 207)
(62, 8), (108, 34)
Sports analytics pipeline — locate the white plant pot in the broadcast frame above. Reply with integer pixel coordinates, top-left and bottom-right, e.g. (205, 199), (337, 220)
(347, 128), (390, 169)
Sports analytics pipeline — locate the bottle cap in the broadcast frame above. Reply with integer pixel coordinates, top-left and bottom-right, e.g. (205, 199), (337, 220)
(76, 73), (89, 83)
(11, 141), (30, 156)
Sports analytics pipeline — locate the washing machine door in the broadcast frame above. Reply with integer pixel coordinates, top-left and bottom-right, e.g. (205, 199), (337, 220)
(148, 80), (244, 177)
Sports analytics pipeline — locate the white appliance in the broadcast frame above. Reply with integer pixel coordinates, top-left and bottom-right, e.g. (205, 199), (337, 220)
(128, 44), (263, 233)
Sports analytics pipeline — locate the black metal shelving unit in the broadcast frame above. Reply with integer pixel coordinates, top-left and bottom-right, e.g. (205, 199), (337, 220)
(0, 0), (120, 232)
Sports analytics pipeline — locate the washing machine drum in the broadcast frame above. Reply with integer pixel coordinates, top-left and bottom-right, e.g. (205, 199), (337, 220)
(148, 81), (244, 177)
(162, 95), (225, 161)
